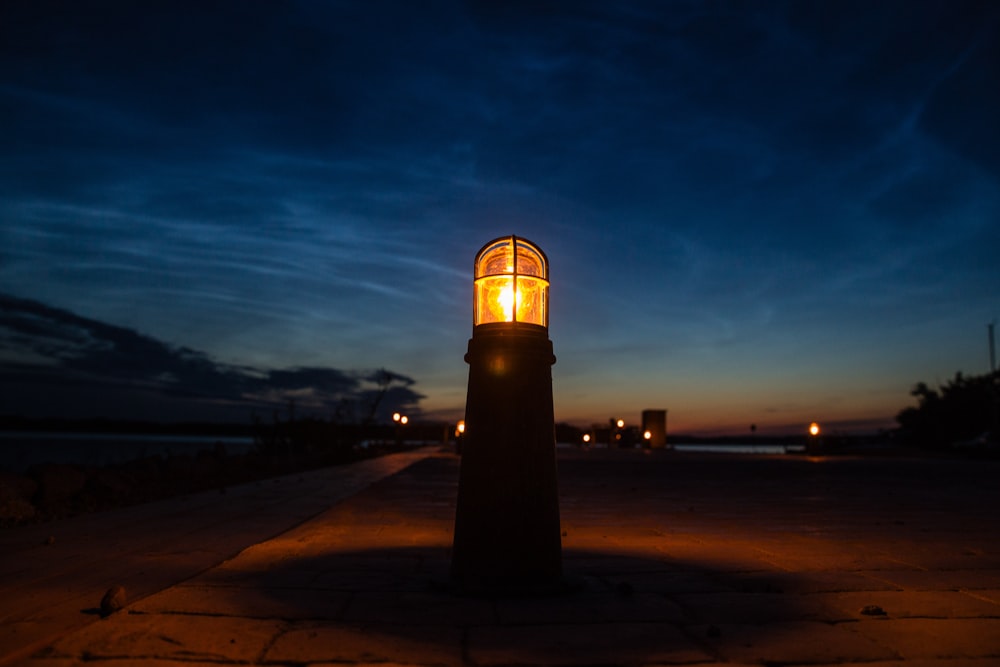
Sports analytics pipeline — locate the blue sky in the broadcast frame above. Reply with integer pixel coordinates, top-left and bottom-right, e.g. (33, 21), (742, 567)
(1, 1), (998, 434)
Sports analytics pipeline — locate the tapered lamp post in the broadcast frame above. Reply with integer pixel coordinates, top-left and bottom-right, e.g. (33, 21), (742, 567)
(451, 235), (563, 594)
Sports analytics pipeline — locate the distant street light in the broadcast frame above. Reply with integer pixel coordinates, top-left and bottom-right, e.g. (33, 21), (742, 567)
(392, 412), (407, 446)
(641, 409), (668, 449)
(451, 235), (562, 595)
(807, 422), (822, 454)
(453, 419), (466, 455)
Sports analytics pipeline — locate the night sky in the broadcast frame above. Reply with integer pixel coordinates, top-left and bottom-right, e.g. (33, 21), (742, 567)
(2, 1), (998, 435)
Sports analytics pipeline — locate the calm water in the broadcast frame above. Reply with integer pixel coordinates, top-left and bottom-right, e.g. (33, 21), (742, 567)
(0, 432), (256, 473)
(673, 443), (806, 455)
(558, 442), (805, 455)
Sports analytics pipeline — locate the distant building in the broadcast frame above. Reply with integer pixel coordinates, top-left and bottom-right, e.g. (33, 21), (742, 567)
(642, 409), (668, 449)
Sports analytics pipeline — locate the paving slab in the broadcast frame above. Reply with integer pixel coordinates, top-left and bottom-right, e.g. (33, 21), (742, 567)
(5, 448), (1000, 666)
(697, 620), (899, 664)
(467, 622), (712, 665)
(848, 618), (1000, 661)
(0, 448), (434, 665)
(822, 590), (1000, 619)
(263, 622), (465, 665)
(40, 613), (286, 663)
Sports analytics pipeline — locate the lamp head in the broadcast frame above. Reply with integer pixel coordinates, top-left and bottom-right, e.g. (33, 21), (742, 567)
(473, 235), (549, 331)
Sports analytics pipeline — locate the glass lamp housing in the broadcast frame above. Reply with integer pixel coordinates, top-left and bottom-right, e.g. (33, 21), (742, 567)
(473, 235), (549, 329)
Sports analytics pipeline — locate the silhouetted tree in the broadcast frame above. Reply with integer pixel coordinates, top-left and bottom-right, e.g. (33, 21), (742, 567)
(895, 370), (1000, 449)
(360, 368), (418, 425)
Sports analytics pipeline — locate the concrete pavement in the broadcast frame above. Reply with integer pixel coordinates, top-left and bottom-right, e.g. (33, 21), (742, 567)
(0, 448), (434, 665)
(3, 447), (1000, 665)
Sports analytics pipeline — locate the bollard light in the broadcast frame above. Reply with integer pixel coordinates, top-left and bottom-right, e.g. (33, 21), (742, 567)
(642, 409), (668, 449)
(472, 235), (548, 328)
(451, 234), (563, 595)
(806, 421), (822, 454)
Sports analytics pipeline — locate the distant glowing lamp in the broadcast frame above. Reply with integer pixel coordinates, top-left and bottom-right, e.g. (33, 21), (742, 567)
(616, 419), (625, 429)
(582, 433), (591, 444)
(400, 415), (408, 425)
(643, 430), (652, 441)
(806, 421), (823, 454)
(456, 420), (466, 436)
(473, 236), (549, 329)
(392, 412), (401, 423)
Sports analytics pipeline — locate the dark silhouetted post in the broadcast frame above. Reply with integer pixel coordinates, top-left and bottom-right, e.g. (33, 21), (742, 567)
(989, 321), (996, 373)
(641, 409), (668, 449)
(451, 235), (562, 595)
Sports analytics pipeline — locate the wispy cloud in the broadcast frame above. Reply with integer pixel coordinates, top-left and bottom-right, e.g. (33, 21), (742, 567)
(1, 1), (997, 431)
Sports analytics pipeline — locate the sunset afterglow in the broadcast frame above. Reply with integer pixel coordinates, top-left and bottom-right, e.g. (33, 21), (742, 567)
(1, 3), (997, 436)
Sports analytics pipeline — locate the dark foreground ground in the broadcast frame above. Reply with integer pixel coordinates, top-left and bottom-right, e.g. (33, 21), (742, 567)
(2, 447), (999, 666)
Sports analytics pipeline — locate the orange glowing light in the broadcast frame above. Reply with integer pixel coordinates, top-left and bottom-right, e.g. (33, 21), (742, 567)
(392, 412), (401, 423)
(616, 419), (625, 429)
(400, 415), (409, 425)
(582, 433), (591, 443)
(643, 430), (652, 440)
(473, 236), (548, 328)
(809, 422), (820, 437)
(498, 284), (519, 321)
(456, 420), (466, 435)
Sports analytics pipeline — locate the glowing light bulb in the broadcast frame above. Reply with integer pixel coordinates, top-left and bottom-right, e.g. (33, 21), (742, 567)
(473, 237), (548, 327)
(498, 286), (514, 321)
(497, 284), (522, 322)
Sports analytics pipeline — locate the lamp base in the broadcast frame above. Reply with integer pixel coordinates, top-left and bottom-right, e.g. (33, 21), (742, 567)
(451, 325), (562, 594)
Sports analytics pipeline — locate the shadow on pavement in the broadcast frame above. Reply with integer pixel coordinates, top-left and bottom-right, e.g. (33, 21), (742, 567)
(159, 544), (838, 665)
